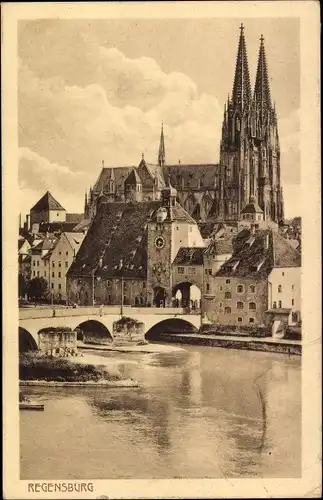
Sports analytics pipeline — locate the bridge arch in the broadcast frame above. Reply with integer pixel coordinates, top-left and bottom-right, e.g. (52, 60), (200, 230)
(145, 318), (198, 341)
(76, 320), (113, 343)
(19, 327), (38, 353)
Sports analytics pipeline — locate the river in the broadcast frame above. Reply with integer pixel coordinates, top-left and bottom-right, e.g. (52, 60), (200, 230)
(20, 345), (301, 479)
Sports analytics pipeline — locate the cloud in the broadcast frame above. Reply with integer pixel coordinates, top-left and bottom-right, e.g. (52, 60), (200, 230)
(19, 148), (92, 216)
(18, 24), (299, 217)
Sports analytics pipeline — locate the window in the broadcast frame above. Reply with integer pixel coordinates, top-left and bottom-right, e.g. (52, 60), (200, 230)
(58, 284), (61, 290)
(188, 267), (196, 275)
(224, 307), (231, 314)
(44, 271), (46, 278)
(205, 269), (208, 276)
(292, 284), (295, 290)
(225, 291), (231, 299)
(52, 272), (55, 278)
(237, 285), (244, 293)
(178, 267), (185, 274)
(37, 261), (39, 267)
(124, 283), (127, 291)
(249, 302), (256, 310)
(273, 301), (277, 309)
(206, 283), (210, 292)
(33, 270), (36, 277)
(58, 272), (61, 278)
(59, 262), (62, 268)
(65, 262), (68, 268)
(51, 283), (54, 289)
(108, 294), (111, 303)
(143, 282), (146, 289)
(33, 261), (35, 267)
(52, 262), (55, 268)
(219, 286), (223, 291)
(292, 299), (294, 306)
(59, 251), (62, 256)
(57, 212), (59, 216)
(278, 285), (282, 293)
(282, 272), (285, 276)
(226, 279), (231, 284)
(237, 301), (244, 309)
(219, 302), (223, 307)
(249, 318), (255, 323)
(278, 301), (282, 308)
(66, 251), (68, 256)
(249, 285), (255, 293)
(107, 280), (111, 286)
(238, 317), (243, 323)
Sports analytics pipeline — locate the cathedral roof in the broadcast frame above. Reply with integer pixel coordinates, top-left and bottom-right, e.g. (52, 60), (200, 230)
(125, 169), (142, 185)
(164, 164), (220, 190)
(30, 191), (66, 212)
(173, 247), (205, 266)
(93, 167), (134, 193)
(215, 228), (301, 278)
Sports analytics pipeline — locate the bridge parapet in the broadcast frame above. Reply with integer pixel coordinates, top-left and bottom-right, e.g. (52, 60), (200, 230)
(19, 306), (191, 321)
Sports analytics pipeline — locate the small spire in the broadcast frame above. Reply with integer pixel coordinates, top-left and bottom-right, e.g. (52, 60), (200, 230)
(102, 160), (105, 168)
(142, 153), (144, 160)
(158, 122), (166, 167)
(178, 159), (181, 165)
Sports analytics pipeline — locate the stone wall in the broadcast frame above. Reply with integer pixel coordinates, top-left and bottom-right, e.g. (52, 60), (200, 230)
(38, 328), (77, 356)
(112, 318), (145, 346)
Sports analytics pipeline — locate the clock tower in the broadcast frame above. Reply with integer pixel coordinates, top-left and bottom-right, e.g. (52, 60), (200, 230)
(147, 177), (177, 307)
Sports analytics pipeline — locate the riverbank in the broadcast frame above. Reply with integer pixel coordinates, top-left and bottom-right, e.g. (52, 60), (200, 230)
(77, 341), (186, 354)
(151, 333), (302, 355)
(19, 379), (139, 387)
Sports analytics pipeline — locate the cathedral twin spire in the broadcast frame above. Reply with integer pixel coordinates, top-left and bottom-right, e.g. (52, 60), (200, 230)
(231, 24), (273, 117)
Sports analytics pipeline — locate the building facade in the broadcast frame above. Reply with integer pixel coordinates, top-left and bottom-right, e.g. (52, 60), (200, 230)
(83, 26), (284, 226)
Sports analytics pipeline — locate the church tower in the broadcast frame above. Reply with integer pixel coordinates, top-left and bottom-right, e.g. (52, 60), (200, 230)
(220, 25), (284, 224)
(220, 23), (252, 220)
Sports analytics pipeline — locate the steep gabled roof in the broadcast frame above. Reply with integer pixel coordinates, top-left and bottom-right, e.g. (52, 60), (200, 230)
(215, 228), (301, 278)
(30, 191), (66, 212)
(164, 164), (220, 190)
(125, 169), (142, 185)
(93, 167), (134, 193)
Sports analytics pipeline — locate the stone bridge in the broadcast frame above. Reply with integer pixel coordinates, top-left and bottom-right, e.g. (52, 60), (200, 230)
(19, 305), (201, 349)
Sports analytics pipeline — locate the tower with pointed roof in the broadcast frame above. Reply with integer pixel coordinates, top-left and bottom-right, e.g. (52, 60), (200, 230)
(219, 25), (284, 224)
(158, 123), (166, 167)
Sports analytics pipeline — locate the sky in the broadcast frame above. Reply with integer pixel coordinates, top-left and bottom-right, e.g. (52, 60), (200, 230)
(18, 18), (300, 219)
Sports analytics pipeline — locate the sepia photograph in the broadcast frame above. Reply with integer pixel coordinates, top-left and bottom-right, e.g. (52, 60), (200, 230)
(2, 2), (321, 499)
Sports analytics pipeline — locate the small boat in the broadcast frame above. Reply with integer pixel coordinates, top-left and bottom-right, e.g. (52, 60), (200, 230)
(19, 402), (44, 411)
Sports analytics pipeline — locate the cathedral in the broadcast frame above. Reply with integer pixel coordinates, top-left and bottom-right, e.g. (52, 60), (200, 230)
(84, 25), (284, 225)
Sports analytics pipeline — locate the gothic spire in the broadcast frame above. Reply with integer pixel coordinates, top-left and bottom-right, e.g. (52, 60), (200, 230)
(232, 23), (252, 111)
(254, 34), (272, 114)
(158, 122), (166, 167)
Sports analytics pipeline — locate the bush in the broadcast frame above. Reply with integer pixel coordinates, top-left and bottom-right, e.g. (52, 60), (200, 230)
(19, 353), (123, 382)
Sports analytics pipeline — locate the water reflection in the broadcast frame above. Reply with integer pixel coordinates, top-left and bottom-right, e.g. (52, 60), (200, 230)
(20, 346), (301, 479)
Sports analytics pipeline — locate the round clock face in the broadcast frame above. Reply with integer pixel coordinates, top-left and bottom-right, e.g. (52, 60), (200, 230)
(155, 236), (165, 249)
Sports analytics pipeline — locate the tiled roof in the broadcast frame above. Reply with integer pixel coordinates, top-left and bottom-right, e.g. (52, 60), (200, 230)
(68, 200), (198, 279)
(205, 237), (233, 256)
(30, 191), (66, 212)
(216, 228), (301, 278)
(149, 204), (196, 224)
(164, 164), (220, 190)
(173, 247), (205, 265)
(38, 222), (79, 233)
(66, 213), (83, 224)
(68, 201), (159, 279)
